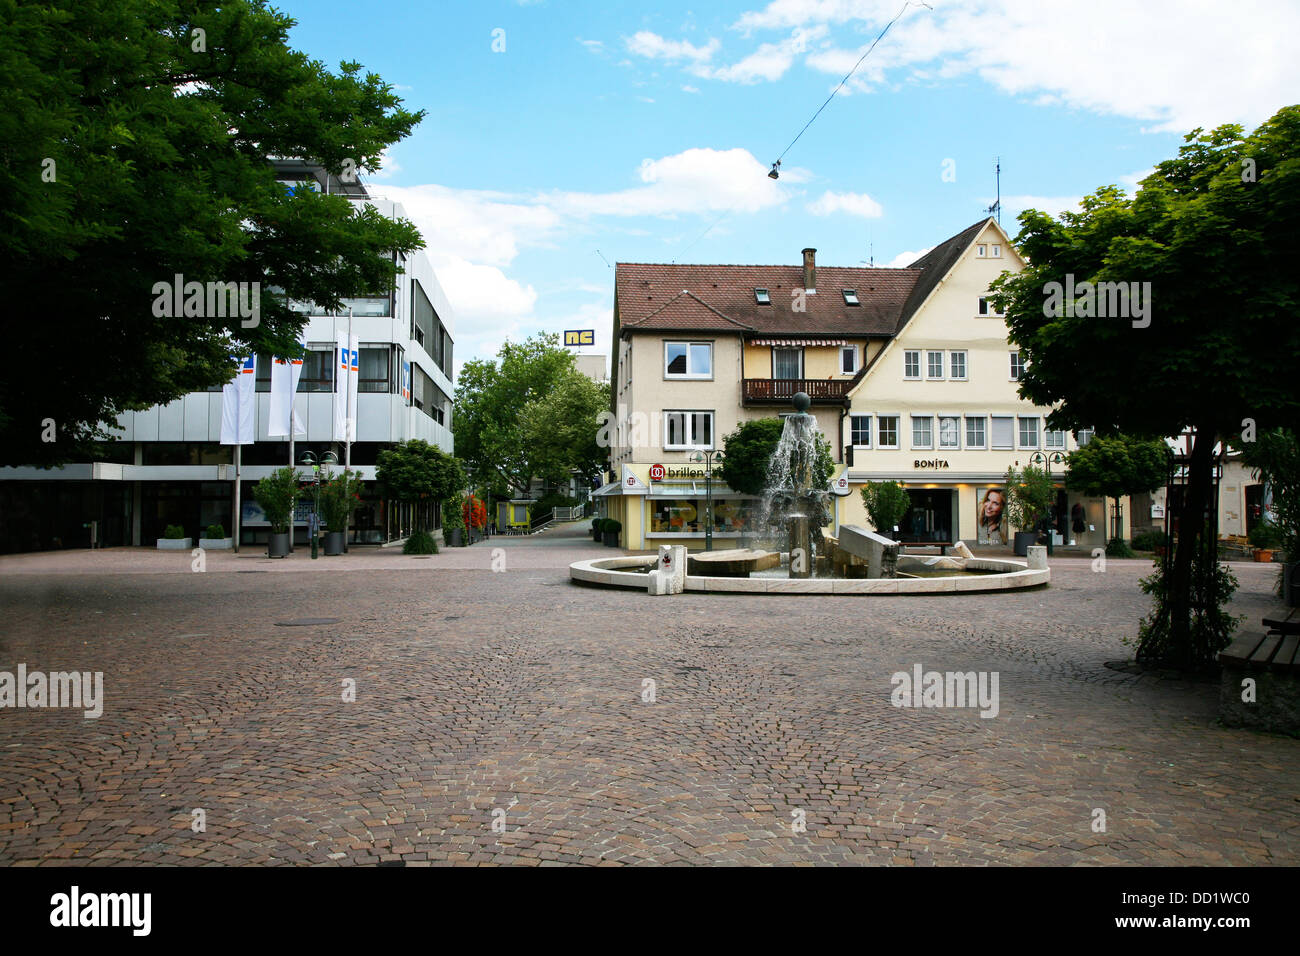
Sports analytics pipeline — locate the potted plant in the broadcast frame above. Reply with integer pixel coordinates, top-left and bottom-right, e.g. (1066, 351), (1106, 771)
(253, 466), (301, 558)
(1249, 519), (1282, 562)
(442, 497), (466, 547)
(603, 518), (622, 547)
(463, 494), (487, 542)
(319, 470), (365, 556)
(860, 480), (911, 542)
(198, 523), (232, 550)
(157, 524), (191, 550)
(1005, 465), (1057, 557)
(592, 517), (605, 541)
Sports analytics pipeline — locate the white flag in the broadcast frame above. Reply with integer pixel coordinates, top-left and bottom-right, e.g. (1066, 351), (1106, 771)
(268, 344), (306, 437)
(333, 333), (359, 441)
(220, 354), (256, 445)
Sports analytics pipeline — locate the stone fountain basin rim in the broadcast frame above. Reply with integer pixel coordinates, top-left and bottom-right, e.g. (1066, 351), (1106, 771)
(569, 555), (1049, 593)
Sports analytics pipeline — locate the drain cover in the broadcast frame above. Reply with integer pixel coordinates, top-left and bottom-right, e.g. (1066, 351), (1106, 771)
(275, 618), (341, 627)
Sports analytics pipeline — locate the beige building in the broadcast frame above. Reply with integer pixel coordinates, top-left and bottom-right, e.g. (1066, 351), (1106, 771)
(601, 218), (1125, 552)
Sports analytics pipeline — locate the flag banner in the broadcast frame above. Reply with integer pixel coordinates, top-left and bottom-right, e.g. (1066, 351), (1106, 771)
(346, 333), (359, 442)
(268, 344), (306, 438)
(401, 360), (411, 405)
(220, 354), (256, 445)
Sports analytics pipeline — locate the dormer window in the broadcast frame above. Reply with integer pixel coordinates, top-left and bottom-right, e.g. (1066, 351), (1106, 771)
(842, 289), (859, 306)
(754, 288), (771, 305)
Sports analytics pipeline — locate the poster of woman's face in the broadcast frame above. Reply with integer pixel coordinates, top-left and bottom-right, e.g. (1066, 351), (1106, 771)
(978, 488), (1006, 545)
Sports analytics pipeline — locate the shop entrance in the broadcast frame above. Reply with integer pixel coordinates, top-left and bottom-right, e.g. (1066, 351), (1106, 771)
(900, 489), (954, 544)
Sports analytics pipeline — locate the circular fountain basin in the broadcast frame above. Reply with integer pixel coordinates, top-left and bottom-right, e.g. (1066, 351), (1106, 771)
(569, 554), (1049, 594)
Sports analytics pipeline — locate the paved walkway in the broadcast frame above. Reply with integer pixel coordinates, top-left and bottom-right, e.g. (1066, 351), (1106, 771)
(0, 539), (1295, 866)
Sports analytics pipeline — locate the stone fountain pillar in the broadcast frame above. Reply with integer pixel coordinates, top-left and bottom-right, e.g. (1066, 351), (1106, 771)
(790, 514), (812, 578)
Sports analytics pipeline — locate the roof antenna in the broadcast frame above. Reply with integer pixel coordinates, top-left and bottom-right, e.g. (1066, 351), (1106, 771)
(986, 157), (1001, 224)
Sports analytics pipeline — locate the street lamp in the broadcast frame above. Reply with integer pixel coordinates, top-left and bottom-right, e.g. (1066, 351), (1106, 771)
(689, 448), (725, 552)
(299, 450), (338, 559)
(1029, 450), (1066, 554)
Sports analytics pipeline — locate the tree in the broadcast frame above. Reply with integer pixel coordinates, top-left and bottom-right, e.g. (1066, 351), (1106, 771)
(374, 440), (465, 531)
(1239, 428), (1300, 569)
(860, 481), (910, 538)
(0, 0), (425, 465)
(988, 105), (1300, 668)
(1004, 465), (1057, 533)
(1065, 435), (1169, 547)
(720, 418), (834, 498)
(454, 333), (603, 497)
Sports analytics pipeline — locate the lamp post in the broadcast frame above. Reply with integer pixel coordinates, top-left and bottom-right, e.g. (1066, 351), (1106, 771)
(299, 450), (338, 559)
(1029, 450), (1066, 554)
(689, 448), (725, 552)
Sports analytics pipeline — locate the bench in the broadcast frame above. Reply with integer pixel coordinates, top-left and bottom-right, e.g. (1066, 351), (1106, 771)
(1218, 607), (1300, 736)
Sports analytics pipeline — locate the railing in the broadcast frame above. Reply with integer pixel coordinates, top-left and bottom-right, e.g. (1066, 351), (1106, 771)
(553, 506), (583, 521)
(742, 378), (851, 403)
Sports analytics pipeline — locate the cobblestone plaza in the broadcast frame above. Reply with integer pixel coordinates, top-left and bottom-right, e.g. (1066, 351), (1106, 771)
(1, 526), (1296, 866)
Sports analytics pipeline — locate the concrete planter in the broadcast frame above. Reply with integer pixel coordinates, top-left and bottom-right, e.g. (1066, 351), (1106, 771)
(446, 529), (464, 548)
(1013, 531), (1037, 557)
(157, 537), (192, 550)
(267, 532), (290, 558)
(323, 531), (345, 556)
(198, 537), (232, 550)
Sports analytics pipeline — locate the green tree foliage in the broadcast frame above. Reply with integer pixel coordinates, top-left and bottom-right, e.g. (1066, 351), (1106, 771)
(318, 468), (365, 530)
(252, 466), (300, 533)
(454, 333), (605, 497)
(720, 418), (834, 498)
(1239, 428), (1300, 562)
(860, 480), (910, 536)
(374, 440), (465, 530)
(1065, 435), (1169, 543)
(0, 0), (425, 465)
(989, 106), (1300, 668)
(1004, 465), (1057, 531)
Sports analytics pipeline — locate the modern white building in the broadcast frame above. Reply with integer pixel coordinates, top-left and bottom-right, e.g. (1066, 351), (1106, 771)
(0, 163), (455, 550)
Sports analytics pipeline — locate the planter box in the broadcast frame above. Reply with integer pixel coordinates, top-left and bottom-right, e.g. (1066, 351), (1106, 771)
(446, 529), (464, 548)
(198, 537), (232, 550)
(1285, 563), (1300, 607)
(268, 532), (290, 558)
(603, 531), (620, 547)
(1012, 531), (1037, 557)
(324, 531), (345, 556)
(157, 538), (192, 550)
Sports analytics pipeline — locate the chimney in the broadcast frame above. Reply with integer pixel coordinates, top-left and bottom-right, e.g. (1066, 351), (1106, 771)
(801, 247), (816, 291)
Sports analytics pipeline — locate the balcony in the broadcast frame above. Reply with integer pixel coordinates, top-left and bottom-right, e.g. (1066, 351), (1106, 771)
(742, 378), (851, 405)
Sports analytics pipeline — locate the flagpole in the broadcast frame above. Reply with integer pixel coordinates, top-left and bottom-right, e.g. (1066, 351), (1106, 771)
(233, 444), (242, 554)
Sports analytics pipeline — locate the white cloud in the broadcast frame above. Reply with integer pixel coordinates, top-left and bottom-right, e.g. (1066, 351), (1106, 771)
(806, 189), (883, 218)
(883, 247), (931, 268)
(681, 84), (701, 93)
(625, 31), (719, 63)
(577, 37), (604, 53)
(736, 0), (1300, 132)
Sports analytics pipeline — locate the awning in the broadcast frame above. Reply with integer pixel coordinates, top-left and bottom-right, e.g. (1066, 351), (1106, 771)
(750, 338), (847, 346)
(648, 481), (744, 497)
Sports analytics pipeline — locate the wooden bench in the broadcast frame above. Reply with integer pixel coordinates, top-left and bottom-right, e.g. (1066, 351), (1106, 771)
(1218, 607), (1300, 736)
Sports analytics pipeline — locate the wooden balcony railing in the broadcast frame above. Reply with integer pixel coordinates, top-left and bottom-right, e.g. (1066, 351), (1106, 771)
(742, 378), (851, 404)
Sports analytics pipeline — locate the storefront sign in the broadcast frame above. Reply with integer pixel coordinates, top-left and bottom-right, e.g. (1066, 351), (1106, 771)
(649, 464), (715, 480)
(649, 463), (666, 481)
(914, 459), (950, 469)
(830, 474), (851, 496)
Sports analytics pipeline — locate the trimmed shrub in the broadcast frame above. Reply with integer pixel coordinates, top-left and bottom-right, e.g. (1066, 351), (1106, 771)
(204, 524), (226, 539)
(1130, 529), (1166, 552)
(604, 519), (622, 533)
(1105, 537), (1136, 558)
(403, 529), (439, 554)
(163, 524), (186, 539)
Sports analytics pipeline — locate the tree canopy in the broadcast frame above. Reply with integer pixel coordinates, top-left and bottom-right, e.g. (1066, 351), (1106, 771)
(720, 418), (834, 498)
(989, 105), (1300, 668)
(0, 0), (425, 465)
(1066, 435), (1169, 539)
(453, 333), (607, 497)
(375, 440), (465, 507)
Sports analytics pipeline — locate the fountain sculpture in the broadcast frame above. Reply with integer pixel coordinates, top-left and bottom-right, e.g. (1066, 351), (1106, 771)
(759, 392), (833, 578)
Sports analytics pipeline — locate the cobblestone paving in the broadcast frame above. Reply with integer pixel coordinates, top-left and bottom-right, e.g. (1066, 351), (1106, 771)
(1, 525), (1296, 866)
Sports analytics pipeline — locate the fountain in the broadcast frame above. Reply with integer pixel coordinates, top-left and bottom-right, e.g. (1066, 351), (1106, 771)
(758, 392), (832, 578)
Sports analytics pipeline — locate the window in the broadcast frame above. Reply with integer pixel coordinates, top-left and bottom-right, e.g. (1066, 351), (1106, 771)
(991, 416), (1015, 450)
(850, 414), (871, 447)
(976, 244), (987, 257)
(878, 415), (900, 448)
(665, 341), (712, 378)
(1010, 351), (1026, 381)
(1075, 428), (1095, 447)
(772, 347), (803, 379)
(1018, 416), (1040, 449)
(912, 415), (933, 449)
(298, 349), (334, 392)
(965, 416), (986, 449)
(842, 289), (859, 306)
(904, 350), (920, 379)
(755, 288), (770, 305)
(990, 244), (1002, 258)
(358, 347), (390, 393)
(664, 410), (714, 450)
(950, 350), (968, 380)
(1045, 429), (1066, 449)
(927, 350), (945, 379)
(938, 416), (960, 449)
(841, 345), (859, 374)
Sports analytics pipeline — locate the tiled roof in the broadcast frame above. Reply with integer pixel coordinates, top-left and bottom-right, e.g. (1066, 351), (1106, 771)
(616, 218), (995, 338)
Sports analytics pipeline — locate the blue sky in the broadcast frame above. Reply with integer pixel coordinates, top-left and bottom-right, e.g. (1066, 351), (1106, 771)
(279, 0), (1299, 374)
